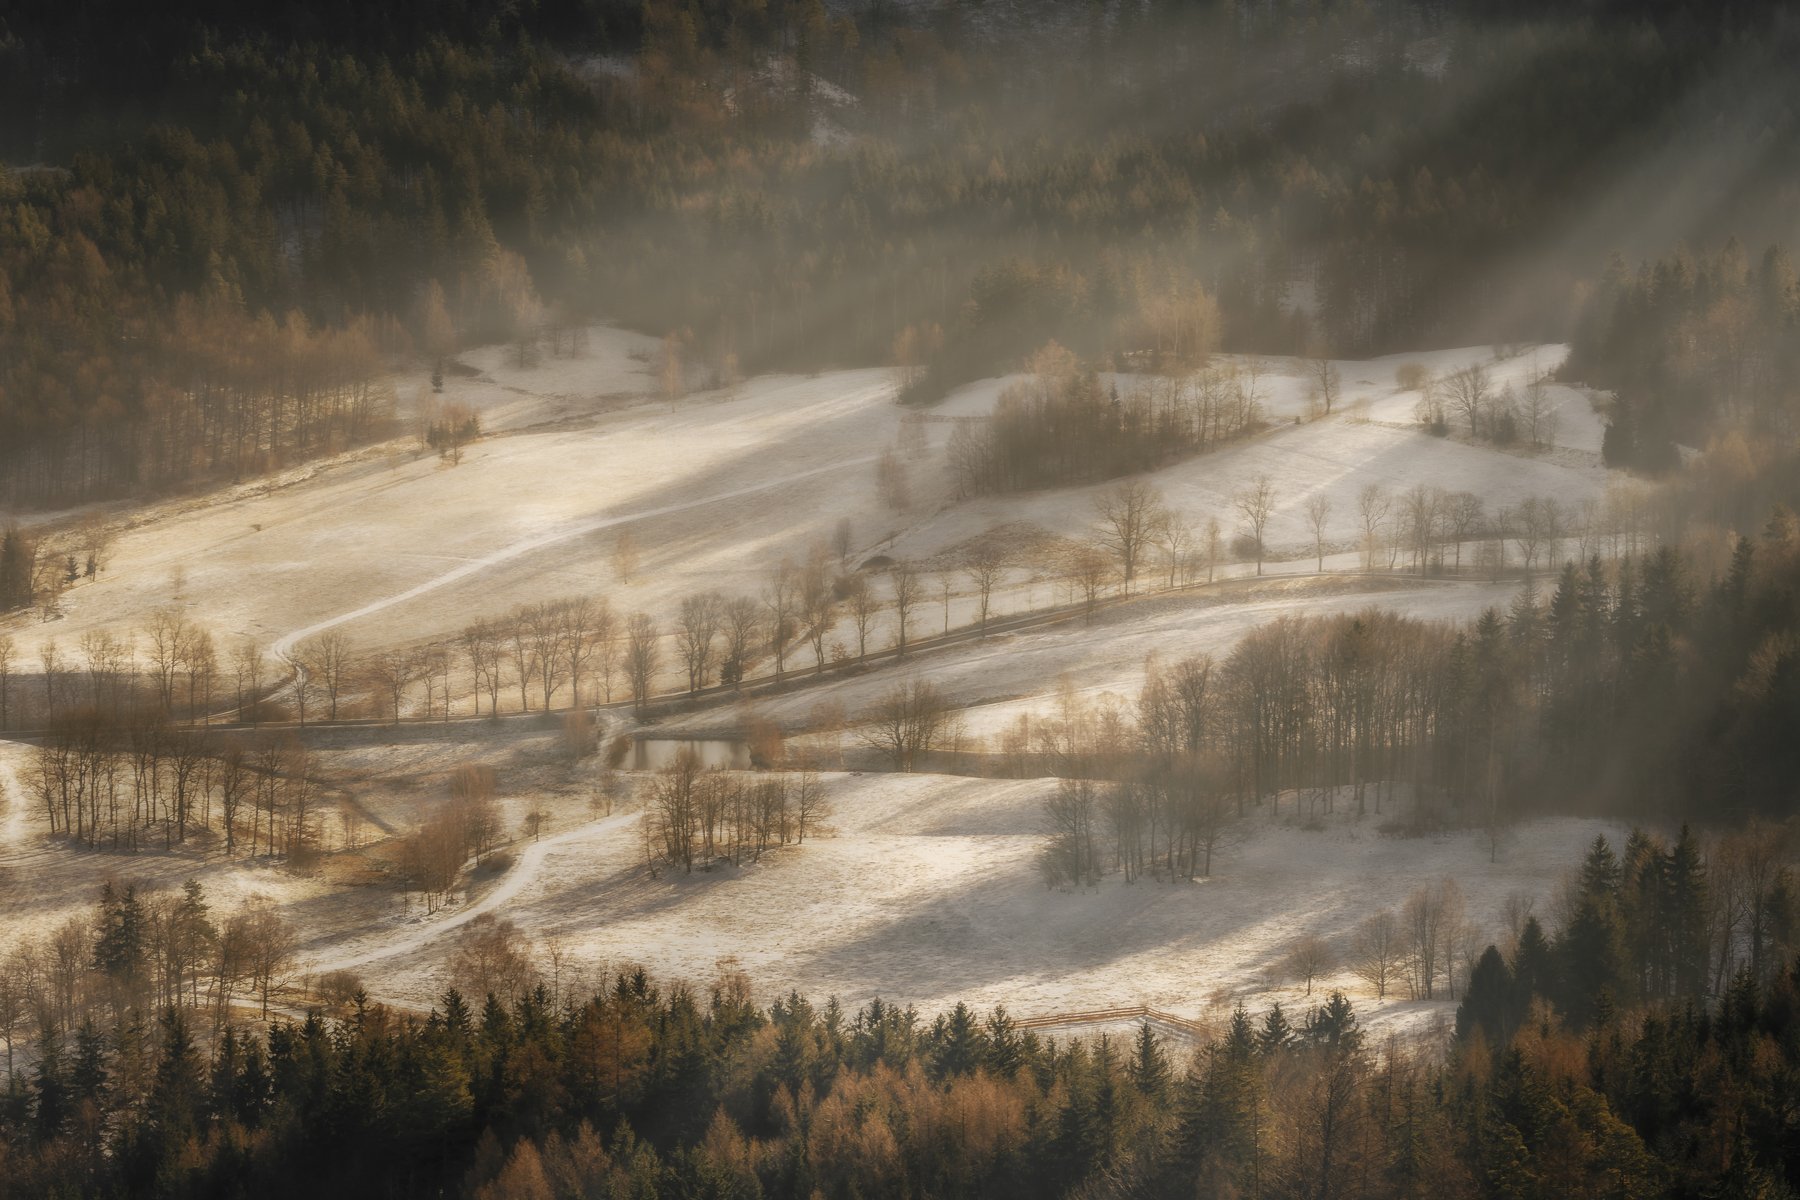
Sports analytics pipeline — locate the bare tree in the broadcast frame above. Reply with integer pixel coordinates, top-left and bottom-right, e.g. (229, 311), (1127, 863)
(612, 530), (639, 583)
(1523, 370), (1557, 450)
(563, 595), (612, 707)
(231, 639), (264, 725)
(244, 906), (297, 1018)
(1065, 543), (1113, 620)
(857, 678), (960, 770)
(833, 517), (855, 569)
(146, 607), (189, 714)
(1307, 354), (1342, 416)
(461, 621), (502, 715)
(1203, 517), (1222, 583)
(1283, 934), (1335, 996)
(1233, 475), (1276, 576)
(793, 764), (830, 843)
(965, 544), (1007, 636)
(527, 601), (571, 709)
(301, 629), (352, 720)
(1093, 480), (1165, 592)
(676, 592), (724, 696)
(1403, 878), (1465, 1000)
(625, 612), (659, 713)
(1351, 909), (1401, 1000)
(450, 914), (539, 1007)
(1357, 484), (1391, 571)
(648, 747), (702, 873)
(763, 558), (798, 680)
(875, 447), (910, 511)
(842, 574), (882, 659)
(1304, 494), (1333, 572)
(367, 648), (418, 724)
(889, 564), (921, 656)
(658, 331), (685, 408)
(1401, 484), (1441, 575)
(1154, 515), (1192, 589)
(720, 595), (763, 684)
(801, 554), (838, 673)
(34, 636), (60, 723)
(1446, 492), (1484, 572)
(1444, 362), (1491, 438)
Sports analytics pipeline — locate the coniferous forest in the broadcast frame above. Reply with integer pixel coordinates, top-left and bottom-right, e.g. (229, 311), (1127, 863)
(2, 0), (1798, 503)
(5, 831), (1800, 1198)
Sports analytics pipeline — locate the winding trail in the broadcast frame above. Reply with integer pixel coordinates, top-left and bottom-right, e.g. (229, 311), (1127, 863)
(306, 809), (637, 976)
(271, 455), (878, 660)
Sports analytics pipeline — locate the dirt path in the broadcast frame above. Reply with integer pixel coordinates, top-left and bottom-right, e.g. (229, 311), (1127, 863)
(304, 809), (636, 976)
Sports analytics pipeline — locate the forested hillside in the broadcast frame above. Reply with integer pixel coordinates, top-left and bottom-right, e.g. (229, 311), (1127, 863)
(2, 0), (1797, 503)
(3, 829), (1799, 1198)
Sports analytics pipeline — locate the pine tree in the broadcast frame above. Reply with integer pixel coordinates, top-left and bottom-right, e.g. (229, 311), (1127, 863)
(33, 1028), (68, 1143)
(1258, 1002), (1294, 1056)
(1620, 828), (1667, 1001)
(93, 882), (148, 1007)
(69, 1020), (109, 1108)
(1128, 1020), (1170, 1100)
(1304, 991), (1362, 1056)
(1456, 946), (1514, 1048)
(933, 1001), (985, 1079)
(1510, 916), (1555, 1029)
(1559, 836), (1629, 1027)
(985, 1006), (1024, 1078)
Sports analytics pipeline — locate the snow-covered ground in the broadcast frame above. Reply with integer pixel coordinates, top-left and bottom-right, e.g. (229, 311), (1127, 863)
(0, 329), (1605, 713)
(305, 765), (1628, 1038)
(658, 574), (1518, 742)
(0, 326), (1623, 1034)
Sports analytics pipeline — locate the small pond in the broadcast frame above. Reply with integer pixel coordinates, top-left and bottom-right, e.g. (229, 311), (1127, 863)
(629, 737), (751, 771)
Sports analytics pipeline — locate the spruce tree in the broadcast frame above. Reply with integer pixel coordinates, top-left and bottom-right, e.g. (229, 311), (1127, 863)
(1456, 946), (1514, 1048)
(1258, 1003), (1294, 1056)
(1559, 837), (1630, 1027)
(1128, 1020), (1170, 1100)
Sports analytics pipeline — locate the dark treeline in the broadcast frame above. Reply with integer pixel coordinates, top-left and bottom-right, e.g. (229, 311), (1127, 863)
(1015, 511), (1800, 888)
(1568, 241), (1800, 471)
(5, 831), (1800, 1197)
(4, 1), (1798, 502)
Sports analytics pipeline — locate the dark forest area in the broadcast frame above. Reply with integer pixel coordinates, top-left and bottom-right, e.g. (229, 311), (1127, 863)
(1, 0), (1797, 503)
(5, 831), (1800, 1199)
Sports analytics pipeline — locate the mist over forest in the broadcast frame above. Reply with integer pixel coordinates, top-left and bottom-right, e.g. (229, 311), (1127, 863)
(1, 2), (1799, 1198)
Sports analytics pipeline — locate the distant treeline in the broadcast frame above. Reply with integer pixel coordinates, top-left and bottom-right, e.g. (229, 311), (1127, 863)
(5, 828), (1800, 1197)
(1567, 242), (1800, 471)
(3, 1), (1797, 502)
(1011, 512), (1800, 868)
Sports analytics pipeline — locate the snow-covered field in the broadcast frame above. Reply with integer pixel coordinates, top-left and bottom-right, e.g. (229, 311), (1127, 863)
(258, 761), (1629, 1039)
(0, 326), (1623, 1033)
(0, 330), (1605, 703)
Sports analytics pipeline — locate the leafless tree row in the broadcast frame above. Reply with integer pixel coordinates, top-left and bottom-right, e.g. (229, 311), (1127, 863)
(644, 749), (828, 875)
(28, 710), (320, 858)
(948, 343), (1263, 496)
(397, 763), (503, 912)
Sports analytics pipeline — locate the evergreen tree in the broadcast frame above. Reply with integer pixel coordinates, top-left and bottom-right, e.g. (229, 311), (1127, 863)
(1258, 1002), (1294, 1056)
(932, 1001), (985, 1079)
(1558, 837), (1630, 1027)
(1128, 1020), (1170, 1100)
(1457, 946), (1514, 1048)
